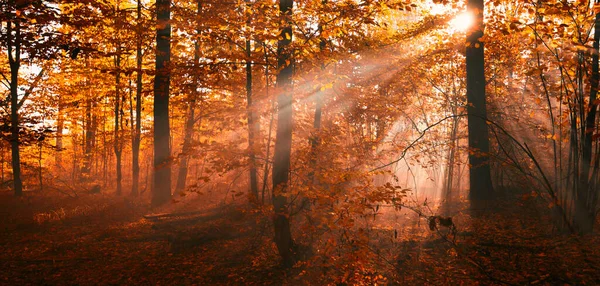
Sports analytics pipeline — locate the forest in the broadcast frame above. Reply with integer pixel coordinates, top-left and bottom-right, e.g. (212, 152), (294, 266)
(1, 0), (600, 284)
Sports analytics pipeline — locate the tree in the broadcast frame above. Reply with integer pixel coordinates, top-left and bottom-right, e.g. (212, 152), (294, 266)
(82, 59), (96, 179)
(308, 0), (328, 184)
(5, 7), (24, 196)
(272, 0), (295, 267)
(131, 0), (144, 197)
(466, 0), (493, 201)
(114, 40), (123, 195)
(575, 1), (600, 233)
(245, 0), (259, 202)
(2, 0), (60, 196)
(174, 0), (201, 195)
(153, 0), (172, 206)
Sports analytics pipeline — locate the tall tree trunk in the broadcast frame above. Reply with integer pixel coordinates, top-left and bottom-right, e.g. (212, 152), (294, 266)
(1, 146), (4, 182)
(132, 0), (143, 197)
(129, 77), (135, 191)
(81, 98), (96, 177)
(272, 0), (295, 268)
(83, 67), (95, 178)
(153, 0), (172, 206)
(466, 0), (493, 201)
(102, 100), (108, 187)
(443, 115), (459, 209)
(261, 42), (273, 204)
(115, 49), (123, 195)
(175, 101), (195, 194)
(576, 6), (600, 233)
(72, 127), (78, 181)
(245, 1), (259, 201)
(56, 95), (64, 166)
(175, 0), (201, 195)
(309, 3), (327, 183)
(92, 102), (98, 173)
(38, 103), (45, 192)
(7, 16), (23, 197)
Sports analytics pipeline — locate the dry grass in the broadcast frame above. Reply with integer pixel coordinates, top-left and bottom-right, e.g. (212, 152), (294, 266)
(32, 203), (109, 224)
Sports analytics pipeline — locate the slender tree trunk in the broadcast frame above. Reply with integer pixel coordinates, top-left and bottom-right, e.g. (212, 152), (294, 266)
(272, 0), (295, 268)
(83, 60), (95, 178)
(569, 53), (585, 232)
(576, 6), (600, 233)
(132, 0), (143, 197)
(245, 2), (259, 201)
(7, 16), (23, 197)
(72, 129), (77, 181)
(175, 102), (195, 194)
(1, 146), (4, 182)
(466, 0), (493, 202)
(102, 99), (108, 187)
(38, 101), (46, 191)
(153, 0), (172, 206)
(84, 109), (94, 176)
(308, 3), (327, 184)
(128, 77), (134, 189)
(443, 115), (459, 208)
(175, 0), (201, 195)
(115, 49), (123, 195)
(92, 101), (98, 173)
(56, 95), (64, 166)
(261, 42), (273, 204)
(246, 54), (259, 201)
(38, 140), (43, 191)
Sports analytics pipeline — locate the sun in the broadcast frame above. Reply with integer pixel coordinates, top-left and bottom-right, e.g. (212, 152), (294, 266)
(449, 12), (474, 33)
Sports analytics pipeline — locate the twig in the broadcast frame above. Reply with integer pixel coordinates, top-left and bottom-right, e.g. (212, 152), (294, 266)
(370, 114), (466, 172)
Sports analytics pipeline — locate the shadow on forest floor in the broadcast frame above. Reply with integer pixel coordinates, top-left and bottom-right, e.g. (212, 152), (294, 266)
(0, 191), (284, 285)
(1, 190), (600, 285)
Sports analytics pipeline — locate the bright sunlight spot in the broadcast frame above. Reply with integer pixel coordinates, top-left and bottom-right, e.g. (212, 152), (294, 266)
(449, 12), (473, 33)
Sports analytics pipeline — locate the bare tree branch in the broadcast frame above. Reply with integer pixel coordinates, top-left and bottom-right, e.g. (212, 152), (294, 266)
(17, 68), (45, 110)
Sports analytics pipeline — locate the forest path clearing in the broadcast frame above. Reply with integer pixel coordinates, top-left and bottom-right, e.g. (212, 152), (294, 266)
(0, 192), (281, 285)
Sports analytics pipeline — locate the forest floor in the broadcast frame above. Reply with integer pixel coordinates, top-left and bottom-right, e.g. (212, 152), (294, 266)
(1, 189), (600, 285)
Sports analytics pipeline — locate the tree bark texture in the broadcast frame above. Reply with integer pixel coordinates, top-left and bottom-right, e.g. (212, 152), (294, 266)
(175, 0), (202, 195)
(7, 15), (23, 197)
(114, 49), (123, 195)
(246, 33), (259, 201)
(132, 0), (143, 197)
(272, 0), (295, 268)
(466, 0), (493, 201)
(575, 6), (600, 233)
(153, 0), (172, 207)
(56, 95), (64, 165)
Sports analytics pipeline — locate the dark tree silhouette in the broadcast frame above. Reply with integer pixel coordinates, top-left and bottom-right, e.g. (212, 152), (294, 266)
(272, 0), (295, 268)
(153, 0), (172, 206)
(466, 0), (493, 201)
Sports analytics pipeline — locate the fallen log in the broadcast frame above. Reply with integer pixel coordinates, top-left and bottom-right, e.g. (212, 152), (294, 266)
(143, 210), (205, 221)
